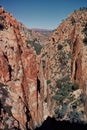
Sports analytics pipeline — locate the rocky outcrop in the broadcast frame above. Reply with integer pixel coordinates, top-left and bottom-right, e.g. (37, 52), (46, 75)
(0, 6), (87, 130)
(0, 6), (41, 129)
(38, 9), (87, 122)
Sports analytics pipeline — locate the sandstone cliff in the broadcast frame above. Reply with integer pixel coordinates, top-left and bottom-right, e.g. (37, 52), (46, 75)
(0, 6), (41, 130)
(38, 8), (87, 123)
(0, 6), (87, 130)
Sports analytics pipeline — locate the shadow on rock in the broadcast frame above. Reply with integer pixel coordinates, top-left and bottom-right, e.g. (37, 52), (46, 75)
(34, 116), (87, 130)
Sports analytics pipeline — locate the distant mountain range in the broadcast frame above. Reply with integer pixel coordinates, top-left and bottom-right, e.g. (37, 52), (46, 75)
(31, 28), (52, 34)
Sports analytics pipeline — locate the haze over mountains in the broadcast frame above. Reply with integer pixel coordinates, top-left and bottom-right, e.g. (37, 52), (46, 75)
(30, 28), (52, 35)
(0, 6), (87, 130)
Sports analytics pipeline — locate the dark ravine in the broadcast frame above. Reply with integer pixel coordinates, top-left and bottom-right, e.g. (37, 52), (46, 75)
(34, 116), (87, 130)
(0, 6), (87, 130)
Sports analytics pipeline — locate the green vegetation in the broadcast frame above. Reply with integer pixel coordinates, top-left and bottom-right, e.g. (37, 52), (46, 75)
(53, 82), (78, 104)
(0, 23), (5, 30)
(26, 39), (42, 55)
(0, 16), (6, 30)
(52, 76), (84, 122)
(83, 37), (87, 45)
(47, 79), (51, 85)
(69, 110), (84, 123)
(42, 52), (47, 57)
(4, 106), (12, 116)
(0, 84), (12, 119)
(71, 17), (75, 25)
(79, 7), (87, 11)
(54, 103), (68, 119)
(35, 44), (42, 55)
(83, 23), (87, 45)
(72, 82), (79, 90)
(56, 76), (70, 88)
(83, 23), (87, 31)
(53, 77), (79, 104)
(0, 16), (5, 21)
(74, 7), (87, 13)
(58, 51), (70, 67)
(57, 44), (63, 50)
(83, 23), (87, 35)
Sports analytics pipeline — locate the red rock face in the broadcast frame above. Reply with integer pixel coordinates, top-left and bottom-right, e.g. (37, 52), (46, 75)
(0, 50), (10, 82)
(0, 6), (87, 130)
(0, 7), (39, 129)
(39, 10), (87, 122)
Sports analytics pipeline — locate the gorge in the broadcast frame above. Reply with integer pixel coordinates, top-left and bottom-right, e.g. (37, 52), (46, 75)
(0, 6), (87, 130)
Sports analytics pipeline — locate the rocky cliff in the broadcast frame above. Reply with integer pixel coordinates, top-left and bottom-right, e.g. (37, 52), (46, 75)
(0, 6), (87, 130)
(38, 8), (87, 123)
(0, 6), (42, 130)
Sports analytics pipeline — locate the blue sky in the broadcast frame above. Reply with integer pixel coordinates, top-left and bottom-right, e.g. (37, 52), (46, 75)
(0, 0), (87, 29)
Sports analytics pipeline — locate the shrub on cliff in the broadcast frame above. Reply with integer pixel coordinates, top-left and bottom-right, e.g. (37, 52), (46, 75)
(0, 16), (5, 21)
(53, 77), (79, 104)
(57, 44), (63, 50)
(52, 76), (84, 121)
(69, 110), (84, 123)
(71, 17), (75, 25)
(0, 23), (5, 30)
(83, 37), (87, 44)
(47, 79), (51, 85)
(26, 39), (42, 55)
(79, 7), (87, 11)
